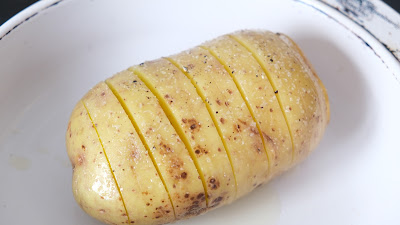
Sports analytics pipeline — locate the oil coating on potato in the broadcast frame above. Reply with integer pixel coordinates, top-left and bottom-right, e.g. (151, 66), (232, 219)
(66, 30), (329, 225)
(106, 70), (206, 219)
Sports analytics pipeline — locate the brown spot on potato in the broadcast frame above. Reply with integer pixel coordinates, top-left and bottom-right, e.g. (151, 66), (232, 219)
(130, 150), (140, 160)
(164, 94), (174, 104)
(145, 128), (152, 135)
(225, 101), (230, 106)
(81, 145), (86, 151)
(216, 99), (222, 105)
(238, 119), (247, 125)
(197, 193), (204, 200)
(153, 205), (171, 219)
(77, 154), (85, 166)
(234, 124), (241, 133)
(220, 118), (225, 124)
(181, 172), (187, 179)
(212, 196), (223, 204)
(99, 209), (105, 213)
(183, 118), (201, 132)
(168, 158), (184, 180)
(263, 132), (275, 146)
(208, 177), (220, 190)
(159, 142), (173, 155)
(227, 89), (233, 94)
(184, 193), (190, 198)
(194, 145), (208, 157)
(170, 158), (183, 169)
(270, 108), (273, 112)
(101, 91), (105, 96)
(187, 64), (195, 70)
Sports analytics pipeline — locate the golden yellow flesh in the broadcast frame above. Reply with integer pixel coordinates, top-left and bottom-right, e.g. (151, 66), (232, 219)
(202, 36), (293, 176)
(66, 101), (128, 225)
(232, 31), (326, 163)
(131, 67), (210, 211)
(168, 47), (270, 199)
(130, 59), (236, 209)
(82, 82), (174, 225)
(104, 80), (177, 220)
(277, 33), (330, 149)
(106, 70), (206, 219)
(165, 55), (237, 197)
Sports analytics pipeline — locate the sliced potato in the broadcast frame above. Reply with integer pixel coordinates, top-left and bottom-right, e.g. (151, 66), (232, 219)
(130, 59), (236, 209)
(168, 47), (269, 198)
(66, 101), (128, 225)
(82, 82), (174, 225)
(276, 33), (330, 151)
(66, 30), (330, 225)
(106, 70), (206, 219)
(231, 31), (328, 163)
(202, 36), (293, 177)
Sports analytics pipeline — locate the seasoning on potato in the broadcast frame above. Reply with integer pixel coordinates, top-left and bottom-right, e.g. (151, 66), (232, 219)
(66, 30), (330, 225)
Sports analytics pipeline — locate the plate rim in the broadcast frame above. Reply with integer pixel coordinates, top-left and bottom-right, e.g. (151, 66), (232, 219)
(0, 0), (399, 78)
(1, 0), (399, 62)
(0, 0), (63, 41)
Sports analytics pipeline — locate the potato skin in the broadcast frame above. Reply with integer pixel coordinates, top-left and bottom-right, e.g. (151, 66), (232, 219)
(66, 101), (128, 225)
(66, 30), (329, 225)
(231, 30), (329, 164)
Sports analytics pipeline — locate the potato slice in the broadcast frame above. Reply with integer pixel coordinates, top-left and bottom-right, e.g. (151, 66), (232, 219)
(202, 36), (293, 176)
(168, 47), (269, 199)
(130, 59), (235, 209)
(106, 70), (206, 219)
(66, 101), (128, 225)
(231, 31), (328, 163)
(82, 82), (174, 225)
(276, 33), (330, 148)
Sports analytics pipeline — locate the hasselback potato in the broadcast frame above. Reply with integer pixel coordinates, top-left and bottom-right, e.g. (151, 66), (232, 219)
(66, 30), (330, 225)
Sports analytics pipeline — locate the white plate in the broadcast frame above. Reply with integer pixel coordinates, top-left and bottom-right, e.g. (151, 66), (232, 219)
(1, 0), (400, 224)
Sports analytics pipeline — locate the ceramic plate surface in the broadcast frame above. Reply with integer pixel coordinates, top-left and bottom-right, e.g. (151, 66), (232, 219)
(1, 0), (399, 224)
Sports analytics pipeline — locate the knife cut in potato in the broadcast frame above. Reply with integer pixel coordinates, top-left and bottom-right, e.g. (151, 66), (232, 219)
(66, 30), (329, 225)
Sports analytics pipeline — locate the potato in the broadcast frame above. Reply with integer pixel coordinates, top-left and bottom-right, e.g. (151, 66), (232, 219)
(66, 30), (329, 225)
